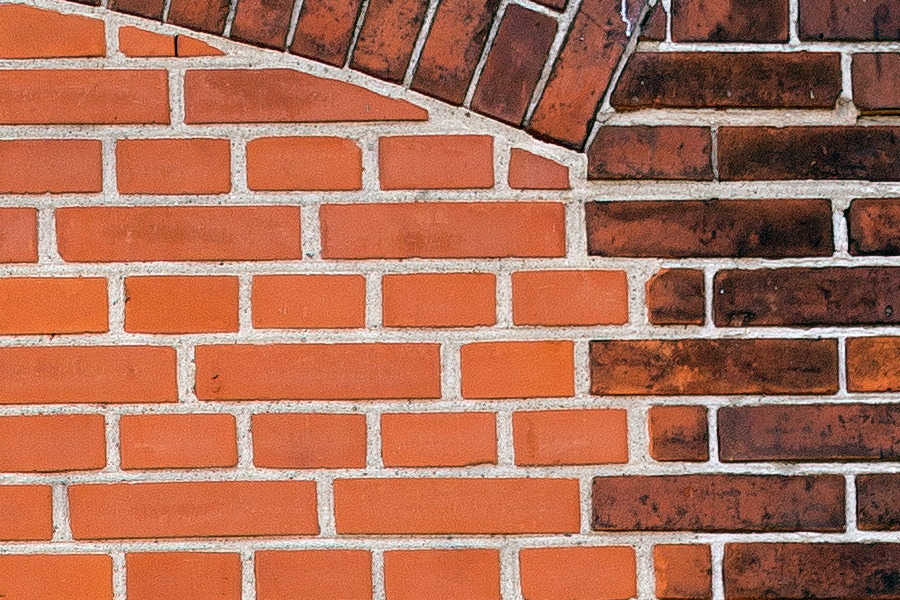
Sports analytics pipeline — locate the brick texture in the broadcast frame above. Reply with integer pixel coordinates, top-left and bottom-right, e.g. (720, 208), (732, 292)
(256, 550), (372, 600)
(0, 414), (106, 472)
(126, 553), (242, 600)
(385, 549), (500, 600)
(588, 126), (713, 180)
(848, 198), (900, 255)
(0, 139), (102, 194)
(119, 414), (238, 470)
(655, 545), (712, 600)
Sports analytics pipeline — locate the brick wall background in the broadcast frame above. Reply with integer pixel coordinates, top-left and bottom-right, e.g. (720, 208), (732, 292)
(0, 0), (898, 598)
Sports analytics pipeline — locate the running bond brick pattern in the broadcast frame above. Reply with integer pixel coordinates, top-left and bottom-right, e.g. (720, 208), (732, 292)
(0, 1), (899, 599)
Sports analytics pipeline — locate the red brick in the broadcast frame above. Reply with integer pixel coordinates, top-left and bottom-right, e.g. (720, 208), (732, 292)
(799, 0), (899, 40)
(167, 0), (230, 34)
(117, 138), (230, 195)
(508, 148), (570, 190)
(532, 0), (567, 9)
(57, 206), (301, 262)
(110, 0), (164, 19)
(0, 277), (107, 335)
(350, 0), (429, 82)
(0, 208), (37, 263)
(471, 5), (557, 126)
(640, 2), (668, 40)
(592, 475), (845, 531)
(253, 275), (366, 329)
(0, 346), (177, 404)
(519, 547), (637, 600)
(848, 198), (900, 255)
(334, 478), (580, 534)
(0, 139), (102, 194)
(649, 406), (709, 462)
(410, 0), (501, 105)
(0, 555), (112, 600)
(586, 199), (834, 258)
(195, 343), (442, 400)
(320, 202), (566, 259)
(513, 409), (628, 466)
(256, 550), (372, 600)
(252, 413), (367, 469)
(382, 273), (496, 327)
(647, 269), (705, 325)
(590, 339), (838, 396)
(724, 543), (900, 599)
(588, 126), (713, 180)
(381, 412), (497, 467)
(125, 276), (239, 334)
(231, 0), (293, 48)
(385, 549), (500, 600)
(655, 545), (712, 600)
(379, 135), (494, 189)
(462, 341), (574, 399)
(846, 337), (900, 392)
(0, 486), (52, 540)
(118, 27), (175, 56)
(513, 270), (628, 326)
(0, 5), (105, 58)
(718, 126), (900, 181)
(184, 69), (427, 123)
(69, 481), (319, 539)
(127, 553), (242, 600)
(120, 414), (238, 470)
(529, 0), (630, 148)
(247, 137), (362, 191)
(290, 0), (364, 66)
(672, 0), (788, 41)
(853, 53), (900, 114)
(0, 70), (168, 124)
(0, 414), (106, 472)
(857, 474), (900, 530)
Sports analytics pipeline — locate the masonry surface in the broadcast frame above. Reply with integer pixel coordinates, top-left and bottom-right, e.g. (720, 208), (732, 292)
(0, 0), (898, 598)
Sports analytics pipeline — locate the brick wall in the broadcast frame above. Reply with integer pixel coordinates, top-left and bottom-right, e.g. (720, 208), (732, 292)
(0, 0), (898, 598)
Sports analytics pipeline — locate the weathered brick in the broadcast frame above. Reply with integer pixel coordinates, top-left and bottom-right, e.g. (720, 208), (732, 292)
(120, 414), (238, 470)
(116, 139), (231, 195)
(382, 273), (496, 328)
(126, 553), (242, 600)
(647, 269), (705, 325)
(350, 0), (429, 82)
(512, 270), (629, 326)
(471, 5), (557, 126)
(0, 208), (37, 263)
(385, 549), (500, 600)
(519, 547), (637, 600)
(231, 0), (293, 48)
(118, 27), (175, 56)
(847, 337), (900, 392)
(799, 0), (900, 40)
(252, 413), (367, 469)
(853, 53), (900, 113)
(649, 406), (709, 462)
(109, 0), (164, 19)
(256, 550), (372, 600)
(513, 409), (628, 466)
(462, 341), (574, 399)
(0, 486), (52, 540)
(379, 135), (494, 189)
(0, 139), (101, 194)
(858, 474), (899, 532)
(0, 277), (107, 335)
(848, 198), (900, 255)
(289, 0), (364, 66)
(588, 126), (713, 180)
(640, 2), (667, 40)
(655, 545), (712, 600)
(532, 0), (567, 9)
(508, 148), (570, 190)
(246, 137), (362, 191)
(719, 404), (900, 461)
(590, 339), (838, 396)
(0, 555), (112, 600)
(0, 5), (105, 58)
(125, 276), (239, 334)
(167, 0), (230, 34)
(586, 199), (834, 258)
(672, 0), (788, 41)
(0, 415), (106, 473)
(253, 275), (366, 329)
(381, 412), (497, 467)
(718, 126), (900, 181)
(592, 475), (845, 531)
(612, 52), (841, 109)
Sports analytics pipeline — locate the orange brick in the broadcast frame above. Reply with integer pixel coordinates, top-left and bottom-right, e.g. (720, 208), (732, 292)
(0, 70), (169, 124)
(117, 139), (231, 195)
(461, 341), (575, 399)
(0, 139), (101, 194)
(125, 276), (239, 334)
(334, 478), (580, 534)
(0, 554), (113, 600)
(256, 550), (372, 600)
(0, 346), (177, 404)
(120, 414), (238, 470)
(247, 137), (363, 191)
(196, 344), (441, 400)
(0, 415), (106, 472)
(382, 273), (496, 327)
(514, 409), (629, 466)
(127, 553), (242, 600)
(176, 36), (225, 56)
(69, 481), (318, 539)
(381, 412), (497, 467)
(379, 135), (494, 189)
(385, 549), (501, 600)
(0, 486), (52, 540)
(57, 206), (301, 262)
(0, 5), (105, 58)
(847, 337), (900, 392)
(0, 208), (37, 263)
(0, 277), (108, 335)
(519, 547), (637, 600)
(513, 270), (629, 326)
(118, 26), (175, 56)
(252, 275), (366, 329)
(320, 202), (566, 259)
(252, 413), (367, 469)
(508, 148), (570, 190)
(654, 545), (712, 600)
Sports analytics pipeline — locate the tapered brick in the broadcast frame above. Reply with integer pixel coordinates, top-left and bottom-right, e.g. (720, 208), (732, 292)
(853, 53), (900, 113)
(252, 413), (367, 469)
(379, 135), (494, 189)
(0, 4), (105, 58)
(120, 414), (238, 470)
(256, 550), (372, 600)
(116, 139), (231, 195)
(385, 549), (500, 600)
(513, 409), (628, 466)
(655, 545), (712, 600)
(640, 2), (667, 40)
(167, 0), (230, 34)
(290, 0), (364, 66)
(382, 273), (496, 327)
(0, 486), (52, 540)
(0, 140), (101, 193)
(508, 149), (570, 190)
(0, 415), (106, 472)
(848, 198), (900, 255)
(799, 0), (900, 40)
(127, 553), (242, 600)
(462, 341), (574, 399)
(647, 269), (705, 325)
(0, 555), (112, 600)
(118, 27), (175, 56)
(247, 137), (362, 191)
(857, 474), (900, 530)
(588, 126), (713, 180)
(231, 0), (293, 48)
(110, 0), (165, 19)
(0, 208), (37, 263)
(672, 0), (788, 41)
(512, 270), (628, 326)
(519, 547), (638, 600)
(381, 412), (497, 467)
(253, 275), (366, 329)
(846, 337), (900, 392)
(0, 277), (108, 335)
(649, 406), (709, 462)
(350, 0), (429, 82)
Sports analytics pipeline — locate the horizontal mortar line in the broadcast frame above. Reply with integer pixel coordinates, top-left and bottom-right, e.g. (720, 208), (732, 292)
(643, 41), (900, 52)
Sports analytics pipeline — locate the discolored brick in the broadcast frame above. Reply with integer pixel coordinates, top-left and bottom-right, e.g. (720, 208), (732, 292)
(672, 0), (788, 41)
(290, 0), (364, 66)
(857, 474), (900, 530)
(167, 0), (230, 34)
(640, 3), (667, 41)
(846, 337), (900, 392)
(848, 198), (900, 255)
(588, 126), (712, 180)
(647, 269), (705, 325)
(853, 53), (900, 114)
(799, 0), (900, 40)
(654, 545), (712, 600)
(649, 406), (709, 462)
(109, 0), (164, 19)
(350, 0), (429, 82)
(231, 0), (294, 48)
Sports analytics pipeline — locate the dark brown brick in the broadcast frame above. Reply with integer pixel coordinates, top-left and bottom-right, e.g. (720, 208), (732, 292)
(590, 339), (839, 396)
(847, 337), (900, 393)
(714, 268), (900, 327)
(231, 0), (294, 48)
(647, 269), (705, 326)
(649, 406), (709, 462)
(167, 0), (230, 34)
(672, 0), (788, 41)
(848, 198), (900, 256)
(718, 404), (900, 462)
(724, 543), (900, 599)
(290, 0), (364, 67)
(588, 126), (712, 180)
(592, 475), (845, 532)
(799, 0), (900, 40)
(68, 0), (101, 5)
(857, 474), (900, 530)
(612, 52), (841, 109)
(471, 5), (557, 126)
(853, 53), (900, 114)
(532, 0), (567, 10)
(719, 127), (900, 181)
(528, 0), (630, 148)
(350, 0), (429, 83)
(586, 199), (834, 258)
(640, 3), (667, 41)
(109, 0), (164, 19)
(410, 0), (501, 105)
